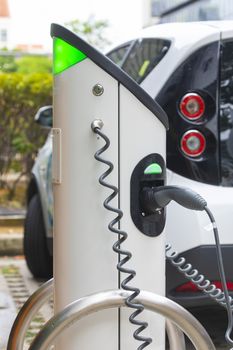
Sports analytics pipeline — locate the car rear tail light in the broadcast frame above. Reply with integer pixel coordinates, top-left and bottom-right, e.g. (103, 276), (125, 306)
(176, 281), (233, 293)
(180, 93), (205, 120)
(176, 282), (200, 293)
(181, 130), (206, 157)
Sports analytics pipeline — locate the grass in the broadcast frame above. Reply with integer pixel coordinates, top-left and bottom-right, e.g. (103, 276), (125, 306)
(0, 264), (19, 275)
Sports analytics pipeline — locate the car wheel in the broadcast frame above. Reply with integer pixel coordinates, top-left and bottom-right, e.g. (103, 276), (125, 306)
(24, 194), (53, 279)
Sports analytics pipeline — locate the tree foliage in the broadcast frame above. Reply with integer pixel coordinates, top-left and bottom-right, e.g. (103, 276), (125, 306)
(0, 73), (52, 198)
(0, 48), (17, 72)
(16, 56), (52, 74)
(0, 16), (109, 203)
(65, 17), (110, 49)
(0, 54), (52, 74)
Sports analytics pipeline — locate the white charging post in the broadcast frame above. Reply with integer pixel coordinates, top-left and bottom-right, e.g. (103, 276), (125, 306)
(51, 23), (168, 350)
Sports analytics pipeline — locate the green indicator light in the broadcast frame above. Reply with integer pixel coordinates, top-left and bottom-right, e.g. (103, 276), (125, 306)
(53, 37), (87, 75)
(144, 163), (162, 175)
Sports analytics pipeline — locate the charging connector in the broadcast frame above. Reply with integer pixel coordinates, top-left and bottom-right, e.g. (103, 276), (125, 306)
(140, 185), (233, 348)
(141, 185), (207, 213)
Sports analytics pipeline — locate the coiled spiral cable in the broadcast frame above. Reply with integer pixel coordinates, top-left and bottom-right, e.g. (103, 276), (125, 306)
(142, 184), (233, 347)
(166, 207), (233, 348)
(165, 244), (232, 307)
(91, 120), (152, 350)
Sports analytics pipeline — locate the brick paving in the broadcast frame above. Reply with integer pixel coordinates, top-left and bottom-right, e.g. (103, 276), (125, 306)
(0, 258), (52, 350)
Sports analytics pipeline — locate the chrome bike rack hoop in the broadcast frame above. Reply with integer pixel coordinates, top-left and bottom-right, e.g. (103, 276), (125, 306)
(7, 282), (214, 350)
(7, 279), (185, 350)
(7, 278), (53, 350)
(13, 288), (214, 350)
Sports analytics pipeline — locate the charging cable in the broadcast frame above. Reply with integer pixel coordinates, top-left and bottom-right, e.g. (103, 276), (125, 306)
(141, 185), (233, 348)
(92, 120), (152, 350)
(91, 117), (232, 348)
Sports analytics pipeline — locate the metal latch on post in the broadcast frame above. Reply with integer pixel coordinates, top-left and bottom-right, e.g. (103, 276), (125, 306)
(52, 128), (62, 184)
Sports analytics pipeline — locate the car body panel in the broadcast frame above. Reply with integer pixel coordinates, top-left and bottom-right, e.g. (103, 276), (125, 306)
(166, 170), (233, 251)
(166, 244), (233, 308)
(31, 133), (53, 239)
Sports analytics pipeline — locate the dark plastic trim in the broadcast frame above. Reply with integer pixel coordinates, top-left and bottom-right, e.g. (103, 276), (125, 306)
(51, 23), (169, 130)
(130, 153), (166, 237)
(167, 244), (233, 308)
(156, 41), (220, 184)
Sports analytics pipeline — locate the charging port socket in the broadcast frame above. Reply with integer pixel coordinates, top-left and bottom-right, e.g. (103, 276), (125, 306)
(130, 154), (166, 237)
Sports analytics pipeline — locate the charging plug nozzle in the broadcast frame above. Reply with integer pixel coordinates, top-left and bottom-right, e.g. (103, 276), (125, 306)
(141, 186), (207, 214)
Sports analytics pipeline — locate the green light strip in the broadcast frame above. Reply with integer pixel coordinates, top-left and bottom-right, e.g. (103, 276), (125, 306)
(144, 163), (162, 175)
(53, 37), (87, 75)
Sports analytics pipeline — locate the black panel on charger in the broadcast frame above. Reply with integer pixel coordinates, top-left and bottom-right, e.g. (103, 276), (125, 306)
(130, 153), (166, 237)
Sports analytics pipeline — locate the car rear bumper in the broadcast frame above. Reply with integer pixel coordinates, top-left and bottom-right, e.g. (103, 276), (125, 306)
(166, 244), (233, 308)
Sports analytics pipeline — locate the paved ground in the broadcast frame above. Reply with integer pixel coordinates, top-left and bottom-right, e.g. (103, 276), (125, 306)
(0, 257), (52, 350)
(0, 206), (25, 216)
(0, 256), (231, 350)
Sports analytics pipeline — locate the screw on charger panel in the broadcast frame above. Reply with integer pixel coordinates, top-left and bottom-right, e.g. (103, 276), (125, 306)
(92, 84), (104, 96)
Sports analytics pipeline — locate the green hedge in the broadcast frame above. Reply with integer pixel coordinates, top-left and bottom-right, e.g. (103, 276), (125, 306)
(0, 72), (52, 197)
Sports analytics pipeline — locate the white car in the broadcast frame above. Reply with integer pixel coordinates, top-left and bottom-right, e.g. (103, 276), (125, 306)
(107, 21), (233, 307)
(25, 21), (233, 308)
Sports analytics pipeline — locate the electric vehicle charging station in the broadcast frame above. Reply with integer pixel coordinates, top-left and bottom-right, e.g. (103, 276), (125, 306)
(8, 24), (233, 350)
(51, 23), (168, 350)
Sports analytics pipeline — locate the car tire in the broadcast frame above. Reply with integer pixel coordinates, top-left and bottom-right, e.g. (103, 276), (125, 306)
(24, 194), (53, 279)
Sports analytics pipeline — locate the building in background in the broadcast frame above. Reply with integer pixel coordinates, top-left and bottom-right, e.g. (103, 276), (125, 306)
(0, 0), (46, 53)
(150, 0), (233, 24)
(0, 0), (10, 48)
(15, 43), (45, 54)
